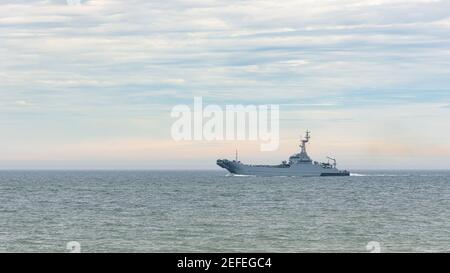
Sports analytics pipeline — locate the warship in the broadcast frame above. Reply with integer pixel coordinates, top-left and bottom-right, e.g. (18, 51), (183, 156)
(217, 131), (350, 177)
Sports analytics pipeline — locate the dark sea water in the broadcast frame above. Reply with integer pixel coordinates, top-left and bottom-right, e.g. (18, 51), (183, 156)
(0, 170), (449, 253)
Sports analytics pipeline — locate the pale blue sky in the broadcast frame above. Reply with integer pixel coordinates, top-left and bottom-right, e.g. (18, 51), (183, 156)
(1, 0), (450, 169)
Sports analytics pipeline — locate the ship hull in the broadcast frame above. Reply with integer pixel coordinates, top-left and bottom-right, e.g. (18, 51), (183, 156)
(217, 159), (350, 177)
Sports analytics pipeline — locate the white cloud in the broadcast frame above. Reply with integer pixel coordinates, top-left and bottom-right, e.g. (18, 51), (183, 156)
(15, 100), (31, 106)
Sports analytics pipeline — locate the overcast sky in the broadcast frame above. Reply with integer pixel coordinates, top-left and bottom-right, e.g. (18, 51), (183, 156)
(1, 0), (450, 169)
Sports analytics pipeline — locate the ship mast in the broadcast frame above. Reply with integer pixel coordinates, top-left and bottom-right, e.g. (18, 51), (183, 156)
(300, 130), (310, 155)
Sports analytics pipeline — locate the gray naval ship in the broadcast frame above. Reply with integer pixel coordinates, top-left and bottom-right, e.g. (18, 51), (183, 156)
(217, 131), (350, 177)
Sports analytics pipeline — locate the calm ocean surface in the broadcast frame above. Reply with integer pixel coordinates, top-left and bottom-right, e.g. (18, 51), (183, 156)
(0, 170), (449, 253)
